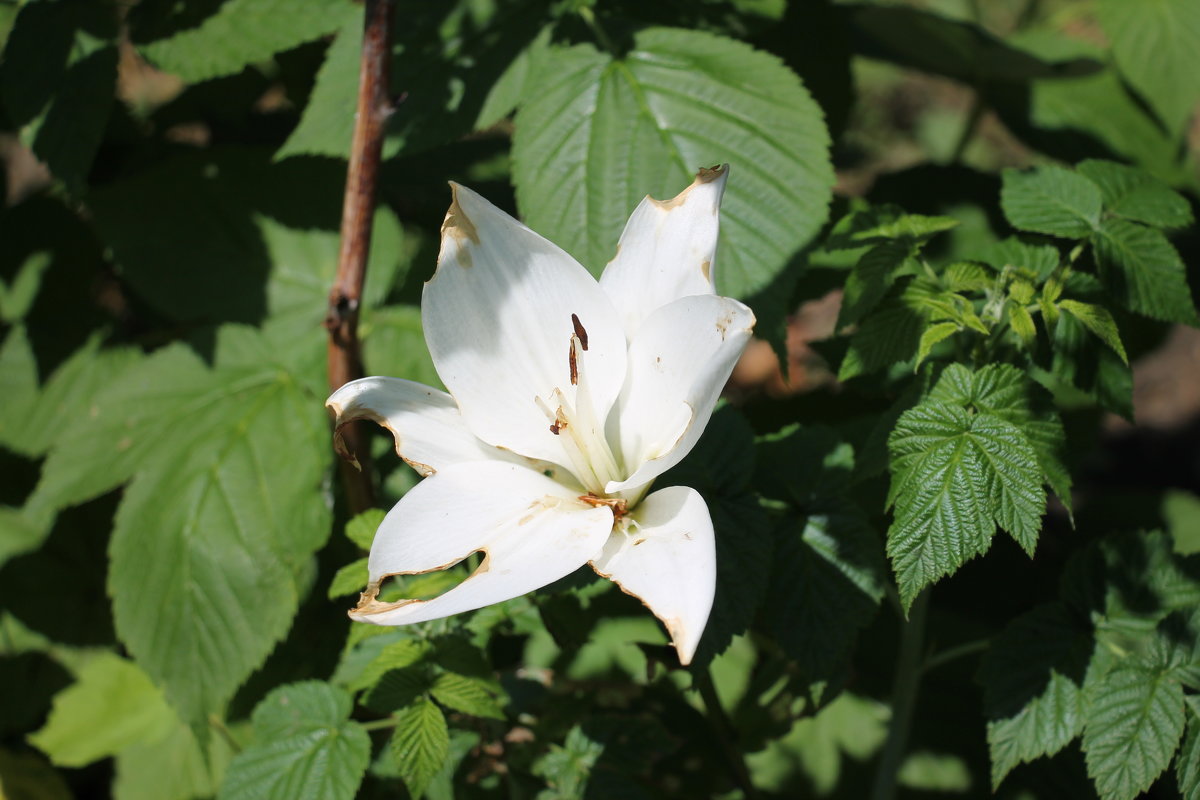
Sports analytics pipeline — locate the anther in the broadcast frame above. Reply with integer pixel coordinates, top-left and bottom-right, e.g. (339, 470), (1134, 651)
(568, 339), (579, 385)
(571, 313), (589, 351)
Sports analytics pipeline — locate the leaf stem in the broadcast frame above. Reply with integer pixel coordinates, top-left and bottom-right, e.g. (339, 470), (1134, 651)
(208, 715), (243, 754)
(870, 589), (930, 800)
(949, 94), (985, 164)
(361, 716), (400, 731)
(696, 667), (762, 800)
(325, 0), (396, 515)
(921, 638), (990, 674)
(577, 6), (617, 54)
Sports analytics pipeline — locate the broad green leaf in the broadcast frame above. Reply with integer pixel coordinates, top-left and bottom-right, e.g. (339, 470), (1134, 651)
(838, 282), (928, 380)
(0, 506), (52, 573)
(423, 729), (482, 800)
(104, 327), (331, 724)
(1058, 300), (1127, 364)
(942, 261), (993, 293)
(915, 321), (959, 368)
(766, 511), (885, 679)
(1090, 218), (1198, 324)
(979, 604), (1091, 787)
(1082, 664), (1185, 800)
(3, 334), (141, 459)
(113, 716), (236, 800)
(345, 509), (385, 550)
(977, 237), (1060, 282)
(361, 304), (442, 389)
(430, 672), (505, 720)
(1076, 160), (1194, 229)
(512, 27), (832, 300)
(388, 697), (450, 799)
(1180, 701), (1200, 799)
(219, 682), (369, 800)
(888, 402), (1046, 608)
(28, 653), (174, 767)
(1000, 166), (1102, 239)
(274, 12), (362, 161)
(754, 424), (855, 507)
(328, 558), (369, 600)
(139, 0), (351, 82)
(1095, 0), (1200, 138)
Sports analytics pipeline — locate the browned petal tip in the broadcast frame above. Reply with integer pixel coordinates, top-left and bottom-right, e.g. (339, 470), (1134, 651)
(442, 183), (481, 247)
(695, 164), (727, 183)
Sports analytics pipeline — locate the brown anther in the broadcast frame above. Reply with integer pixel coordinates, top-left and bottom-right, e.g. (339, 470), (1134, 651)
(579, 493), (628, 520)
(549, 421), (562, 435)
(568, 339), (579, 386)
(571, 313), (589, 351)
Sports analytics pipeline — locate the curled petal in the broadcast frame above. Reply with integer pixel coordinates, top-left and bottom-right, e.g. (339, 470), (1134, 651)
(327, 376), (505, 476)
(605, 294), (755, 495)
(351, 461), (613, 626)
(590, 486), (716, 664)
(599, 165), (728, 338)
(423, 184), (627, 472)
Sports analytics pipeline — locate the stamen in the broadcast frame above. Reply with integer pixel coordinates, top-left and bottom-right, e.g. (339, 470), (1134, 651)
(571, 313), (589, 351)
(568, 338), (579, 386)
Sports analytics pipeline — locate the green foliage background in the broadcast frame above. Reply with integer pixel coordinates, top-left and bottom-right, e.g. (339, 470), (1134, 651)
(1, 0), (1199, 798)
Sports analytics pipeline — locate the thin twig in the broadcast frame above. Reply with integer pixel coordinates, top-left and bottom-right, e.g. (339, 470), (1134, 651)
(870, 590), (930, 800)
(325, 0), (395, 514)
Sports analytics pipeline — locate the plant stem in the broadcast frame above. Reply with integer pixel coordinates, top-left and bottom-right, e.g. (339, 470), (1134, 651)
(360, 716), (400, 732)
(326, 0), (395, 515)
(921, 638), (990, 674)
(870, 589), (930, 800)
(696, 667), (761, 800)
(577, 5), (617, 53)
(949, 94), (985, 164)
(208, 715), (243, 754)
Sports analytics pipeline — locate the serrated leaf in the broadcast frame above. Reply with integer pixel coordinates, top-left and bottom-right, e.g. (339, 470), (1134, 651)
(942, 261), (993, 293)
(1008, 303), (1037, 349)
(28, 653), (175, 767)
(512, 27), (832, 301)
(826, 205), (957, 251)
(345, 509), (385, 550)
(1058, 300), (1127, 364)
(328, 558), (369, 600)
(915, 321), (959, 368)
(1095, 0), (1200, 138)
(431, 673), (505, 720)
(364, 666), (434, 714)
(979, 604), (1090, 788)
(533, 725), (605, 799)
(837, 241), (914, 328)
(978, 237), (1061, 281)
(766, 511), (885, 680)
(139, 0), (351, 82)
(350, 639), (432, 694)
(1090, 218), (1198, 324)
(888, 402), (1046, 608)
(1076, 160), (1194, 229)
(1180, 704), (1200, 799)
(1001, 166), (1102, 239)
(1082, 664), (1185, 800)
(838, 282), (928, 380)
(389, 697), (450, 799)
(98, 327), (331, 724)
(219, 682), (369, 800)
(274, 12), (361, 161)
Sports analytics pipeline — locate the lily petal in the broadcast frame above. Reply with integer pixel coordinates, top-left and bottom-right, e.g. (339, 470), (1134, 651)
(327, 376), (504, 476)
(605, 294), (755, 495)
(351, 461), (613, 626)
(599, 166), (728, 338)
(590, 486), (716, 665)
(423, 184), (627, 471)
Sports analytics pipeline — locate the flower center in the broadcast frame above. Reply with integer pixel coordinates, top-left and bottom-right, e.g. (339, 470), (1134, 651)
(534, 315), (625, 497)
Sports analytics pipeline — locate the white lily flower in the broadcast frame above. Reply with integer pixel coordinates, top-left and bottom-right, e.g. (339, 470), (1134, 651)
(327, 165), (755, 664)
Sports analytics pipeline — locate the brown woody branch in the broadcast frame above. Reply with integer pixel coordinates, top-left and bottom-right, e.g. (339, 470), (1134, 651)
(326, 0), (395, 514)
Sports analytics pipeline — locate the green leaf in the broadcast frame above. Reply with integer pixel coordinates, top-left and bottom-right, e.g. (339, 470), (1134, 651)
(915, 322), (959, 368)
(977, 237), (1060, 282)
(838, 282), (928, 380)
(113, 715), (236, 800)
(98, 327), (331, 724)
(1082, 664), (1185, 800)
(28, 653), (175, 767)
(139, 0), (352, 83)
(1095, 0), (1200, 138)
(430, 672), (505, 720)
(350, 639), (432, 693)
(361, 304), (442, 389)
(1076, 160), (1194, 229)
(533, 725), (605, 800)
(0, 749), (72, 800)
(388, 697), (450, 799)
(1000, 166), (1102, 239)
(837, 241), (915, 328)
(1007, 303), (1037, 349)
(979, 604), (1091, 788)
(219, 682), (369, 800)
(887, 401), (1046, 608)
(1058, 300), (1128, 364)
(345, 509), (385, 550)
(1179, 701), (1200, 799)
(328, 558), (369, 600)
(512, 27), (832, 300)
(766, 511), (886, 680)
(826, 204), (957, 251)
(0, 250), (51, 323)
(274, 12), (362, 161)
(1090, 218), (1198, 324)
(0, 325), (38, 453)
